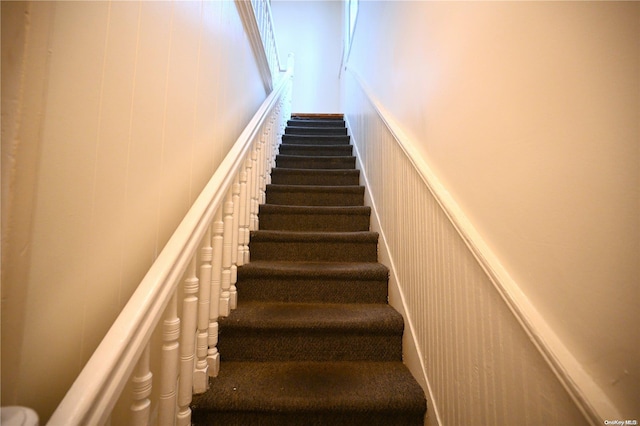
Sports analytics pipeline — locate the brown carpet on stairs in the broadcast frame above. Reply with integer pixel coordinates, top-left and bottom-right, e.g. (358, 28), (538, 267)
(191, 114), (427, 425)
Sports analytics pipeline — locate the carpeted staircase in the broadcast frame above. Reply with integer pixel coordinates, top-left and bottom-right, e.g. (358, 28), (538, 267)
(191, 114), (427, 425)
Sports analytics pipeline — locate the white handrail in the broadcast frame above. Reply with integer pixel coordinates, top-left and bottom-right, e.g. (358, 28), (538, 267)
(48, 57), (294, 426)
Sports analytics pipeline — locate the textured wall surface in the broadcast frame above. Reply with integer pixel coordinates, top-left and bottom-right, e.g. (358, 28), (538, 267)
(345, 1), (639, 420)
(1, 1), (266, 421)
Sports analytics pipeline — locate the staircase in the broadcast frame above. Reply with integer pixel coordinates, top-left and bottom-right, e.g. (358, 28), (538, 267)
(191, 114), (427, 425)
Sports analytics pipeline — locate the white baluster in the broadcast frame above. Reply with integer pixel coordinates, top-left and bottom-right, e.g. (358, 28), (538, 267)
(130, 344), (152, 426)
(158, 294), (180, 426)
(219, 192), (233, 317)
(230, 176), (240, 309)
(265, 121), (273, 186)
(177, 258), (198, 426)
(250, 148), (259, 231)
(194, 227), (212, 393)
(237, 169), (248, 267)
(273, 110), (281, 169)
(259, 135), (267, 205)
(208, 210), (223, 377)
(242, 158), (252, 264)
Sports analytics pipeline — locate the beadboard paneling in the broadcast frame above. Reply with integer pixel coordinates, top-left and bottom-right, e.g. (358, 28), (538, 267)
(345, 70), (590, 426)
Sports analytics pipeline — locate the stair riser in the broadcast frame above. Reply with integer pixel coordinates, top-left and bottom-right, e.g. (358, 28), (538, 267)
(218, 333), (402, 362)
(278, 145), (353, 157)
(259, 213), (370, 232)
(285, 126), (347, 135)
(276, 156), (356, 169)
(287, 119), (346, 128)
(192, 409), (423, 426)
(282, 135), (350, 145)
(249, 240), (378, 262)
(265, 190), (364, 206)
(237, 278), (388, 304)
(270, 170), (360, 186)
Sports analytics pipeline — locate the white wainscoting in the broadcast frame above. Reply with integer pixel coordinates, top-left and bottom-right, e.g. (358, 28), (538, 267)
(344, 69), (596, 426)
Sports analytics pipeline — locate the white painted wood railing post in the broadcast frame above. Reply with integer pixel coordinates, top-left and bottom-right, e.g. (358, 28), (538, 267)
(158, 294), (180, 426)
(230, 177), (240, 309)
(177, 258), (198, 426)
(255, 137), (263, 207)
(270, 109), (279, 172)
(259, 134), (267, 204)
(238, 169), (249, 267)
(194, 227), (212, 393)
(250, 147), (259, 231)
(219, 192), (233, 317)
(208, 210), (223, 378)
(242, 158), (252, 263)
(130, 344), (152, 426)
(265, 120), (273, 186)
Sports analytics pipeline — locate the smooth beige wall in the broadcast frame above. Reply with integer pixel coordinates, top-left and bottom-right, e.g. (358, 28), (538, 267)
(346, 1), (639, 419)
(271, 0), (343, 113)
(1, 1), (266, 421)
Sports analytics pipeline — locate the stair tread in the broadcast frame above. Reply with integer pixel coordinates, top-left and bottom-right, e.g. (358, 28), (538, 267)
(286, 126), (347, 131)
(275, 155), (356, 170)
(239, 260), (388, 280)
(191, 361), (426, 413)
(285, 127), (348, 136)
(276, 154), (354, 159)
(279, 143), (351, 148)
(266, 184), (364, 192)
(250, 230), (378, 242)
(271, 168), (359, 175)
(282, 134), (350, 143)
(259, 205), (370, 215)
(279, 144), (353, 155)
(220, 301), (403, 333)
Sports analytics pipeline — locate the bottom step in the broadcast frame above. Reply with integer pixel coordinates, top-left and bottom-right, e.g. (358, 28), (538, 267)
(191, 361), (426, 426)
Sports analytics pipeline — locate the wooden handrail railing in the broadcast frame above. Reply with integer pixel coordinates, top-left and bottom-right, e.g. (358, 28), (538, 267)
(48, 56), (293, 426)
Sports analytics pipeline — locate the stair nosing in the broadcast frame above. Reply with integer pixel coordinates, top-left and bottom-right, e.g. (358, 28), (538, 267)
(266, 184), (364, 192)
(276, 154), (355, 160)
(239, 260), (388, 278)
(221, 301), (404, 333)
(259, 205), (370, 215)
(250, 230), (378, 242)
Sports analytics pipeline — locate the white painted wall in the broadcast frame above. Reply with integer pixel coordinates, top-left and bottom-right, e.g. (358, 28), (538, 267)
(345, 76), (589, 425)
(271, 0), (343, 113)
(345, 0), (639, 421)
(1, 1), (266, 421)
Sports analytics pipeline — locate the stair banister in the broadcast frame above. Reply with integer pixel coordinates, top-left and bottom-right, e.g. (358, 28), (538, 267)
(48, 57), (293, 426)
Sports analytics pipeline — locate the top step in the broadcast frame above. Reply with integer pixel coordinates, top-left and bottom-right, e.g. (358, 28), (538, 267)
(291, 113), (343, 120)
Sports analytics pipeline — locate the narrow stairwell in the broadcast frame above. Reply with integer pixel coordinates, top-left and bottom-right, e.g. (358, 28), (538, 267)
(191, 115), (427, 425)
